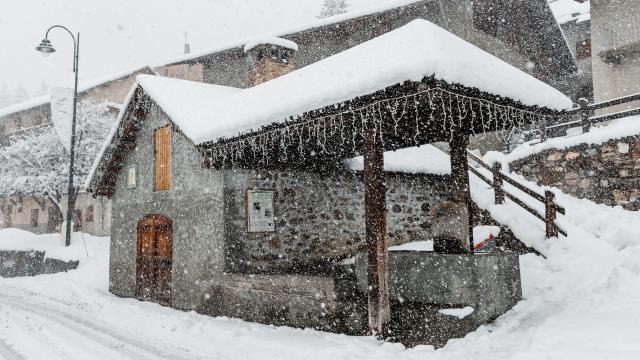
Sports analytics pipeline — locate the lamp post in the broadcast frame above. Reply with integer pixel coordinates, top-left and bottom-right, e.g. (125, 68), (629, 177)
(36, 25), (80, 247)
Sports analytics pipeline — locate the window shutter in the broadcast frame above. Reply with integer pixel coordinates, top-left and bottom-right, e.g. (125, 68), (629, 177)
(154, 126), (172, 191)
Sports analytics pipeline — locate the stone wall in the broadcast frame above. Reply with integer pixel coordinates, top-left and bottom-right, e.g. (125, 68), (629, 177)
(0, 250), (78, 277)
(510, 135), (640, 210)
(109, 103), (226, 311)
(224, 169), (451, 273)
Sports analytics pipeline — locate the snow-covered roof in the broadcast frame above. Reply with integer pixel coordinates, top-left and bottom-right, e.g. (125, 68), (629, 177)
(0, 65), (155, 119)
(346, 144), (451, 175)
(549, 0), (590, 25)
(164, 0), (425, 66)
(244, 36), (299, 52)
(152, 20), (572, 146)
(137, 75), (242, 138)
(85, 76), (241, 191)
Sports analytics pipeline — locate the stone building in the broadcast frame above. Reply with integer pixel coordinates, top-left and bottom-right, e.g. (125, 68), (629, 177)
(0, 66), (156, 236)
(88, 20), (572, 345)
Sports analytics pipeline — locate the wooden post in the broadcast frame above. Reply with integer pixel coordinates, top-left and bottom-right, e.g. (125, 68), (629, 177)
(492, 162), (505, 205)
(449, 131), (474, 252)
(545, 190), (558, 238)
(578, 98), (591, 134)
(539, 117), (547, 142)
(363, 124), (390, 337)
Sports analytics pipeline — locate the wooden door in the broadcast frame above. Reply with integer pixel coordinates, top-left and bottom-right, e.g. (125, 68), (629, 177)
(136, 214), (173, 305)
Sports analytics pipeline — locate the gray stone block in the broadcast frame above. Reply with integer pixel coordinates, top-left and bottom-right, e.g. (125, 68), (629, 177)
(354, 252), (522, 321)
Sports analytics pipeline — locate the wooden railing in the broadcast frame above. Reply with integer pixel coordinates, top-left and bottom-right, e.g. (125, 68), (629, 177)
(467, 151), (566, 238)
(507, 93), (640, 150)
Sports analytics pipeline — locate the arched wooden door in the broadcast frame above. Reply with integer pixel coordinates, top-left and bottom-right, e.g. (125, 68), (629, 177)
(136, 214), (173, 305)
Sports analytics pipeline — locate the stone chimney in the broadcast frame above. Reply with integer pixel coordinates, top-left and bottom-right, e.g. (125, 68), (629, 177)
(183, 31), (191, 55)
(245, 37), (298, 87)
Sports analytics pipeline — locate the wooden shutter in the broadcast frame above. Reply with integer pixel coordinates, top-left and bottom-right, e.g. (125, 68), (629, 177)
(154, 126), (172, 191)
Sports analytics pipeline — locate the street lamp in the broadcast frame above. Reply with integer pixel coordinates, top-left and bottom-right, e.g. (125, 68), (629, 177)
(36, 25), (80, 247)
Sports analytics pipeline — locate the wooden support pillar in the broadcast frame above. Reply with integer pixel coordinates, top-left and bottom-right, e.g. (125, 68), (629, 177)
(363, 124), (390, 337)
(492, 162), (505, 205)
(545, 190), (558, 238)
(449, 131), (474, 252)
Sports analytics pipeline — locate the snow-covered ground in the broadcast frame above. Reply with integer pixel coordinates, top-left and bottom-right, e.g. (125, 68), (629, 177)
(1, 173), (640, 358)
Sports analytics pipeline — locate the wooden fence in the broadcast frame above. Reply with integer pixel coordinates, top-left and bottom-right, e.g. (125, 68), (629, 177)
(507, 93), (640, 149)
(467, 151), (566, 238)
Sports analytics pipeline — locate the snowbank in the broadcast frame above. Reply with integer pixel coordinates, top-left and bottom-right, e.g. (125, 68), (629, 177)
(0, 228), (107, 262)
(494, 115), (640, 164)
(345, 144), (451, 175)
(150, 20), (572, 146)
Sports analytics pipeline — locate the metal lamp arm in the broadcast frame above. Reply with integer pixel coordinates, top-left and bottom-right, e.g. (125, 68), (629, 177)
(44, 25), (78, 72)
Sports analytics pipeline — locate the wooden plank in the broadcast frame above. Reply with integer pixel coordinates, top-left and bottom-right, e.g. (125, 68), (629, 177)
(363, 124), (390, 338)
(450, 132), (473, 252)
(493, 162), (505, 204)
(154, 126), (171, 191)
(589, 107), (640, 124)
(545, 190), (559, 238)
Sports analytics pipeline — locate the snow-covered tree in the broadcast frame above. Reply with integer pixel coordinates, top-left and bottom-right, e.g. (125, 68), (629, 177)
(0, 101), (117, 210)
(318, 0), (348, 18)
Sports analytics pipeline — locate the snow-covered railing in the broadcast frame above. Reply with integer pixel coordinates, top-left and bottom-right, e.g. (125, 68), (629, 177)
(467, 151), (566, 238)
(507, 93), (640, 152)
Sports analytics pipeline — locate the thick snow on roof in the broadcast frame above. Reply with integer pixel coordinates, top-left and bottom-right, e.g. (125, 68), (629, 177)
(244, 36), (299, 52)
(87, 75), (242, 190)
(346, 144), (451, 175)
(136, 75), (242, 138)
(167, 20), (571, 145)
(0, 66), (154, 118)
(549, 0), (590, 25)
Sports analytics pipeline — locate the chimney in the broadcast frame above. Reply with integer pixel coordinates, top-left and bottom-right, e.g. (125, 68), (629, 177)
(183, 31), (191, 55)
(245, 37), (298, 87)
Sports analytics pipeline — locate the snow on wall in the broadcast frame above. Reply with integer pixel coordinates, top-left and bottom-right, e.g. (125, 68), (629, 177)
(244, 36), (299, 52)
(492, 115), (640, 164)
(345, 144), (451, 175)
(549, 0), (590, 25)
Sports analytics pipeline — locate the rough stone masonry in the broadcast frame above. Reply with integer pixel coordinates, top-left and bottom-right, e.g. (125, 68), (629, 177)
(510, 135), (640, 210)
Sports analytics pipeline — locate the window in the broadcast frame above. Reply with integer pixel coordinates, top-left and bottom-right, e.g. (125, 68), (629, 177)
(154, 126), (172, 191)
(576, 39), (591, 60)
(31, 209), (39, 227)
(86, 205), (94, 222)
(127, 166), (137, 189)
(0, 123), (5, 134)
(14, 116), (22, 129)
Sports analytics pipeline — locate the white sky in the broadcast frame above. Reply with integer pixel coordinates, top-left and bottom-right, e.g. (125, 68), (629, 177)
(0, 0), (399, 94)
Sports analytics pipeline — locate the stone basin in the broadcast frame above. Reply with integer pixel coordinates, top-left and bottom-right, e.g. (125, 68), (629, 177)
(354, 251), (522, 323)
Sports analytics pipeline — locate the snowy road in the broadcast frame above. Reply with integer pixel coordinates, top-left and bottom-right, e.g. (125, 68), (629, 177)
(0, 285), (211, 360)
